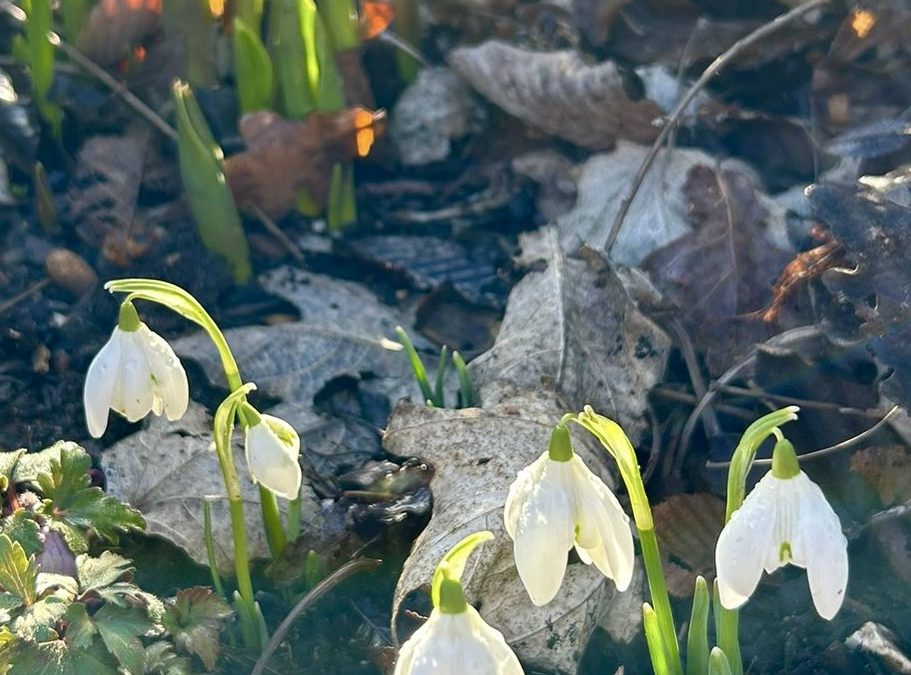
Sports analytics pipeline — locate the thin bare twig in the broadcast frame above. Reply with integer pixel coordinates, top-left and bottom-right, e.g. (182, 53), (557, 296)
(249, 204), (306, 263)
(651, 387), (755, 421)
(675, 325), (824, 471)
(55, 42), (178, 142)
(705, 405), (900, 469)
(604, 0), (835, 255)
(0, 278), (51, 316)
(252, 558), (381, 675)
(713, 384), (883, 418)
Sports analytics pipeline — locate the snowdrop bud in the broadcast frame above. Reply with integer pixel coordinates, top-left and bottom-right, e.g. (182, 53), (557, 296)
(243, 407), (302, 500)
(504, 423), (634, 606)
(395, 531), (523, 675)
(715, 437), (848, 620)
(84, 301), (189, 438)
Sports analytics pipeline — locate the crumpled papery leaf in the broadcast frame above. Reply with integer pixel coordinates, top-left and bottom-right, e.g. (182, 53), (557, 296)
(850, 445), (911, 507)
(101, 403), (320, 571)
(448, 41), (663, 150)
(556, 141), (718, 266)
(470, 226), (670, 442)
(172, 266), (419, 415)
(652, 493), (724, 598)
(810, 182), (911, 407)
(643, 165), (791, 376)
(225, 108), (384, 220)
(385, 391), (642, 674)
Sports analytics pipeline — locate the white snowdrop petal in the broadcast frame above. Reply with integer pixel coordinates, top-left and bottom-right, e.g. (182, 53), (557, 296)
(396, 609), (522, 675)
(570, 456), (635, 590)
(792, 474), (848, 620)
(138, 324), (189, 421)
(83, 329), (123, 438)
(715, 477), (777, 610)
(504, 453), (547, 539)
(245, 419), (302, 499)
(117, 336), (154, 421)
(511, 461), (574, 606)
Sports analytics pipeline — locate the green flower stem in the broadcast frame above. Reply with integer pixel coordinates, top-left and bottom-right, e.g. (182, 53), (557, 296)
(717, 406), (799, 675)
(203, 498), (226, 600)
(258, 486), (287, 556)
(574, 407), (681, 675)
(287, 496), (302, 541)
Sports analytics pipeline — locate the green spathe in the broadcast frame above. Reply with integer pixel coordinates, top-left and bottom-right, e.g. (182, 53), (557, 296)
(431, 531), (493, 615)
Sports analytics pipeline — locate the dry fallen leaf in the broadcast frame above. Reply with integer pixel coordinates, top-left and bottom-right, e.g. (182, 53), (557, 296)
(76, 0), (163, 67)
(448, 41), (663, 150)
(102, 403), (321, 571)
(470, 226), (671, 443)
(642, 165), (791, 376)
(385, 392), (642, 674)
(851, 445), (911, 507)
(225, 108), (384, 220)
(652, 493), (724, 598)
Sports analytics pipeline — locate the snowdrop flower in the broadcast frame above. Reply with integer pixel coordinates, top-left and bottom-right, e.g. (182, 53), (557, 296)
(84, 301), (188, 438)
(504, 424), (634, 606)
(715, 438), (848, 620)
(244, 407), (302, 500)
(395, 531), (523, 675)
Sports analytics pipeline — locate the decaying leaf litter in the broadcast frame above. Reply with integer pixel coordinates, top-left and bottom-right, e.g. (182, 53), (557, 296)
(2, 0), (911, 672)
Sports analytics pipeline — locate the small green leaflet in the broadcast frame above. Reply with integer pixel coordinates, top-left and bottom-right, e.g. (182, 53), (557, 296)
(0, 535), (37, 606)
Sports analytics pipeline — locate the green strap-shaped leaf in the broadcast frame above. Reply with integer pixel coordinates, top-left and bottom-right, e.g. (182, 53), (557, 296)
(686, 576), (710, 675)
(233, 17), (274, 115)
(173, 81), (251, 284)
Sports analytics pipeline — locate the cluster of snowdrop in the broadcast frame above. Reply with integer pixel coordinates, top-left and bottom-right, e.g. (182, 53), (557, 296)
(83, 279), (302, 648)
(83, 279), (849, 673)
(394, 409), (849, 674)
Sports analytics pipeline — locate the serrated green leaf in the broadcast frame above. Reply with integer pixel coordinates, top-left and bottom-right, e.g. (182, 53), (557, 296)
(0, 535), (37, 605)
(35, 574), (78, 600)
(11, 443), (71, 484)
(144, 641), (194, 675)
(37, 445), (145, 546)
(63, 603), (96, 650)
(95, 605), (153, 675)
(6, 637), (119, 675)
(0, 626), (15, 675)
(0, 511), (42, 557)
(162, 587), (231, 670)
(12, 595), (67, 642)
(75, 552), (133, 597)
(0, 449), (26, 491)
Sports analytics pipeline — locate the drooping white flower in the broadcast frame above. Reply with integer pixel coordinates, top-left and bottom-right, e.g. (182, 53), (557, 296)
(395, 531), (523, 675)
(84, 302), (188, 438)
(715, 439), (848, 620)
(504, 425), (634, 606)
(244, 413), (302, 500)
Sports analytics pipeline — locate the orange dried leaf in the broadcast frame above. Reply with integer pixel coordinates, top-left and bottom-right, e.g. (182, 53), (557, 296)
(225, 107), (385, 220)
(360, 0), (395, 40)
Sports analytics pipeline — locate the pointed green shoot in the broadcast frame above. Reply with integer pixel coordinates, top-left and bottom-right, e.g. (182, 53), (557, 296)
(644, 603), (672, 675)
(452, 351), (473, 408)
(173, 81), (251, 283)
(709, 648), (734, 675)
(395, 326), (435, 406)
(234, 17), (274, 115)
(19, 0), (62, 136)
(318, 0), (360, 51)
(433, 345), (449, 409)
(686, 576), (710, 675)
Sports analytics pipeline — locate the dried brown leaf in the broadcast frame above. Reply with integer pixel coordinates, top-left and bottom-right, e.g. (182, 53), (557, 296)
(448, 41), (662, 150)
(653, 493), (724, 598)
(642, 166), (791, 376)
(851, 445), (911, 507)
(225, 108), (384, 220)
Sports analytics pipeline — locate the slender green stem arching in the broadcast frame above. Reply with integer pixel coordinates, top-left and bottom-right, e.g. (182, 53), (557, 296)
(573, 407), (682, 675)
